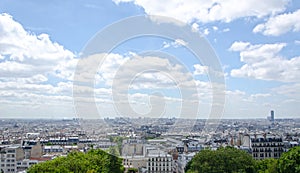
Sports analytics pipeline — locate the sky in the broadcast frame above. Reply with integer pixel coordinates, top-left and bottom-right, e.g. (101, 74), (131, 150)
(0, 0), (299, 119)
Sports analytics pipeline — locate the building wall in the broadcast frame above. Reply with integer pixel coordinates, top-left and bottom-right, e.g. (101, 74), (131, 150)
(251, 137), (284, 160)
(123, 157), (147, 171)
(146, 156), (173, 173)
(0, 146), (24, 173)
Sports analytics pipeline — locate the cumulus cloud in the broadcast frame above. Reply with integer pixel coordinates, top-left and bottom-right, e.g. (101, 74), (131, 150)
(162, 39), (188, 48)
(229, 41), (251, 51)
(113, 0), (288, 23)
(229, 41), (300, 82)
(253, 9), (300, 36)
(0, 13), (78, 118)
(222, 28), (230, 32)
(0, 13), (76, 80)
(193, 64), (208, 75)
(272, 83), (300, 99)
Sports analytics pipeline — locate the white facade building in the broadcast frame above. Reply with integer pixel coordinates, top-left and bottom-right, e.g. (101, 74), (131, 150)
(147, 155), (173, 173)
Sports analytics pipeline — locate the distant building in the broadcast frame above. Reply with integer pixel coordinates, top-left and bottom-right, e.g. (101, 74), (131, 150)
(267, 110), (275, 123)
(271, 110), (275, 122)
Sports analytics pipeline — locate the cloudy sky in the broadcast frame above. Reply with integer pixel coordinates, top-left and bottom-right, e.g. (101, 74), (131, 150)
(0, 0), (299, 119)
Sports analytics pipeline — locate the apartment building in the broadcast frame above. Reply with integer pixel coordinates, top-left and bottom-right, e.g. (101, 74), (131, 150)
(251, 135), (284, 159)
(0, 145), (24, 173)
(147, 155), (173, 173)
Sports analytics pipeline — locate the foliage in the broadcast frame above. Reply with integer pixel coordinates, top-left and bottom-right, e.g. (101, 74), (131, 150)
(109, 136), (125, 155)
(27, 149), (124, 173)
(255, 158), (278, 173)
(186, 146), (300, 173)
(277, 146), (300, 173)
(185, 146), (256, 173)
(108, 146), (120, 156)
(126, 167), (138, 173)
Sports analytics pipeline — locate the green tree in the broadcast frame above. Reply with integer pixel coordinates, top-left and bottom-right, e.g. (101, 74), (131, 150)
(185, 146), (256, 173)
(109, 136), (125, 155)
(27, 149), (124, 173)
(278, 146), (300, 173)
(255, 158), (278, 173)
(126, 167), (138, 173)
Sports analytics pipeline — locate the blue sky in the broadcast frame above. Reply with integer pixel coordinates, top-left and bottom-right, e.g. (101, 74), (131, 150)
(0, 0), (299, 119)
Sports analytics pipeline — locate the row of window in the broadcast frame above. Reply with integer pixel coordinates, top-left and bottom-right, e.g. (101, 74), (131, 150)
(5, 159), (15, 162)
(253, 153), (281, 158)
(6, 168), (15, 172)
(7, 150), (15, 153)
(252, 148), (284, 152)
(148, 158), (172, 162)
(1, 163), (15, 167)
(2, 154), (15, 158)
(148, 167), (171, 171)
(148, 162), (170, 167)
(252, 143), (284, 147)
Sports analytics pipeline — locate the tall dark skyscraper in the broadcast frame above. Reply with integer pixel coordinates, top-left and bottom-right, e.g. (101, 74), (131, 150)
(271, 110), (274, 122)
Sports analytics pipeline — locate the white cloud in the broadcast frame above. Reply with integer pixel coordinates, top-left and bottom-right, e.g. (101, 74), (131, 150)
(191, 23), (199, 32)
(272, 83), (300, 99)
(212, 26), (218, 31)
(294, 40), (300, 45)
(253, 9), (300, 36)
(230, 41), (300, 82)
(163, 39), (188, 49)
(229, 41), (250, 51)
(0, 13), (78, 118)
(203, 28), (210, 35)
(113, 0), (288, 23)
(193, 64), (208, 75)
(0, 13), (75, 80)
(222, 28), (230, 32)
(109, 54), (195, 89)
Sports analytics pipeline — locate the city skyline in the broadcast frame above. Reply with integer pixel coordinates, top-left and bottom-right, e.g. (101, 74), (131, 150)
(0, 0), (299, 119)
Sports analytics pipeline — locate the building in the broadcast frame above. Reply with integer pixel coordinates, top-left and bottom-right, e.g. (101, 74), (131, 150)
(147, 155), (173, 173)
(43, 146), (63, 154)
(175, 152), (196, 173)
(0, 145), (24, 173)
(122, 156), (148, 173)
(251, 134), (284, 160)
(267, 110), (275, 123)
(271, 110), (275, 122)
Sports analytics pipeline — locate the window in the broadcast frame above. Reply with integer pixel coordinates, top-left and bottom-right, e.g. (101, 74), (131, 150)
(7, 150), (15, 153)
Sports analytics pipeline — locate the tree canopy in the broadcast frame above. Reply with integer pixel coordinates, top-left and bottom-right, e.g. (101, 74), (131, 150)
(27, 149), (124, 173)
(186, 146), (300, 173)
(255, 158), (278, 173)
(185, 146), (256, 173)
(277, 146), (300, 173)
